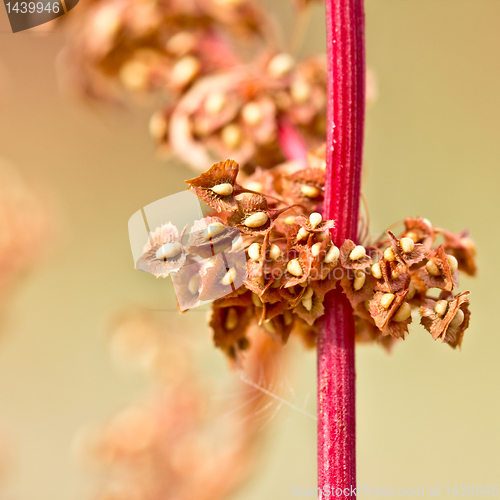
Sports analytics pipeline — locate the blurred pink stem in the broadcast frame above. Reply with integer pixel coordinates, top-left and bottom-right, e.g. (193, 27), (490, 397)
(318, 0), (365, 496)
(277, 120), (308, 165)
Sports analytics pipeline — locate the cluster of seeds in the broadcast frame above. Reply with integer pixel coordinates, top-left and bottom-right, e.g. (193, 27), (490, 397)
(166, 53), (328, 173)
(136, 156), (475, 361)
(59, 0), (379, 175)
(59, 0), (273, 101)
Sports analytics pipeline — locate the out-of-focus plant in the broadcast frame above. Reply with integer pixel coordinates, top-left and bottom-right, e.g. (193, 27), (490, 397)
(60, 0), (477, 496)
(0, 161), (52, 308)
(76, 308), (285, 500)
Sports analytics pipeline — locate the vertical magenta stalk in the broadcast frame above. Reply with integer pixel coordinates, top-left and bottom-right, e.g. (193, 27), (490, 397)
(318, 0), (365, 496)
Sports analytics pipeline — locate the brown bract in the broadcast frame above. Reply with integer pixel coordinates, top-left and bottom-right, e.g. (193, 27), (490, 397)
(210, 305), (254, 362)
(420, 291), (471, 349)
(135, 223), (187, 278)
(418, 244), (459, 292)
(441, 229), (477, 277)
(170, 256), (204, 311)
(294, 292), (325, 326)
(186, 159), (240, 211)
(228, 194), (290, 235)
(401, 217), (436, 248)
(339, 240), (372, 270)
(282, 167), (324, 211)
(374, 257), (410, 294)
(369, 290), (412, 339)
(294, 214), (334, 233)
(341, 271), (376, 310)
(198, 250), (247, 302)
(387, 231), (426, 267)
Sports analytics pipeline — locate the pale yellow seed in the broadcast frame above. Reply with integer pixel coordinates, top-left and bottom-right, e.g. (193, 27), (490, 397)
(241, 102), (263, 126)
(426, 259), (441, 276)
(353, 271), (366, 291)
(225, 308), (238, 330)
(309, 212), (322, 228)
(166, 31), (196, 56)
(371, 262), (382, 279)
(324, 245), (340, 264)
(349, 245), (366, 261)
(380, 293), (395, 309)
(299, 281), (308, 288)
(400, 237), (415, 254)
(434, 299), (448, 317)
(406, 231), (419, 243)
(297, 227), (309, 241)
(300, 185), (320, 198)
(406, 283), (417, 301)
(288, 285), (295, 294)
(287, 259), (303, 277)
(211, 183), (233, 196)
(384, 247), (396, 262)
(187, 274), (200, 295)
(271, 279), (281, 288)
(284, 215), (297, 225)
(290, 79), (311, 103)
(393, 302), (411, 322)
(391, 270), (400, 280)
(311, 242), (322, 257)
(221, 267), (237, 286)
(302, 297), (313, 311)
(284, 311), (294, 326)
(204, 92), (227, 114)
(156, 242), (181, 260)
(252, 293), (262, 308)
(244, 212), (269, 228)
(221, 123), (242, 150)
(248, 242), (261, 261)
(316, 231), (328, 242)
(449, 308), (465, 328)
(302, 287), (314, 300)
(171, 56), (200, 87)
(406, 231), (418, 243)
(268, 53), (295, 77)
(269, 244), (281, 261)
(422, 218), (432, 228)
(203, 222), (226, 240)
(447, 255), (458, 274)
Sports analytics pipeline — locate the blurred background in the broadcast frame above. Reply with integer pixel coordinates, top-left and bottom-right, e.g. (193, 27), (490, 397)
(0, 0), (498, 499)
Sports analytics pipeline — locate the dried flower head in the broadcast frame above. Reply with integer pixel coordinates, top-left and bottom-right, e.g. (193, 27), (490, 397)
(133, 153), (476, 356)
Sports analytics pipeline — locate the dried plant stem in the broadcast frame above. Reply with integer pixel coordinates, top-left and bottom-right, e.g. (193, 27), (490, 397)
(318, 0), (365, 496)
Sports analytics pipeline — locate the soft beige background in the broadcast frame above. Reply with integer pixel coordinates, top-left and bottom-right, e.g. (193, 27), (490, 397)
(0, 1), (498, 499)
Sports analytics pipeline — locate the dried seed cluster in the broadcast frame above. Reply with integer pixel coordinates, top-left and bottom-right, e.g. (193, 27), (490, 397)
(136, 156), (476, 361)
(59, 0), (378, 174)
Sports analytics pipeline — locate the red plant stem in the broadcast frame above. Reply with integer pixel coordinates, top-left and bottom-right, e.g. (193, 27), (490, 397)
(318, 0), (365, 496)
